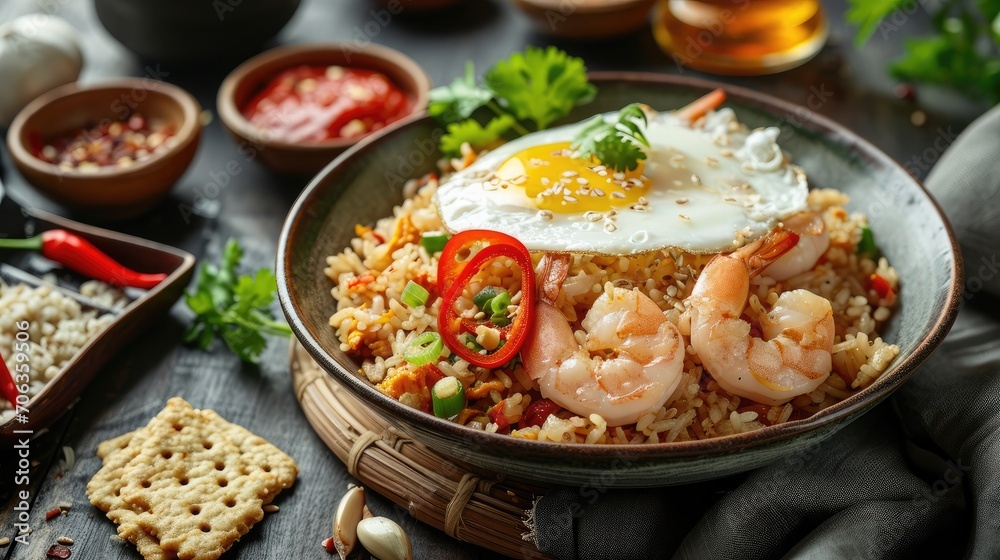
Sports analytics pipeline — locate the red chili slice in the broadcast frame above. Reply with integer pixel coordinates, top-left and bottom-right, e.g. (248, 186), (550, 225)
(437, 231), (535, 370)
(437, 229), (525, 295)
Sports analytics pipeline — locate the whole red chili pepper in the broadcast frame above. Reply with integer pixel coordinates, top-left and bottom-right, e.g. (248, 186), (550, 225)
(0, 352), (20, 409)
(0, 229), (167, 289)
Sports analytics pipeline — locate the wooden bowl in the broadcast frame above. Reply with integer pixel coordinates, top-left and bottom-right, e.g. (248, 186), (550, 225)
(277, 74), (962, 487)
(217, 43), (431, 176)
(0, 196), (195, 442)
(510, 0), (656, 39)
(6, 79), (202, 221)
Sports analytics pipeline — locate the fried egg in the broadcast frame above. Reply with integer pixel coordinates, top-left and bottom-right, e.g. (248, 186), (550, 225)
(433, 108), (808, 255)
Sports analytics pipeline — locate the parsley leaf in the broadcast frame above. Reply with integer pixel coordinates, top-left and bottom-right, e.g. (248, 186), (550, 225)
(184, 239), (292, 363)
(440, 115), (516, 156)
(571, 104), (650, 172)
(428, 62), (494, 122)
(486, 46), (596, 131)
(847, 0), (1000, 103)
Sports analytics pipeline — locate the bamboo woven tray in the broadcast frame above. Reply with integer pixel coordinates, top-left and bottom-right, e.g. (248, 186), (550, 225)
(289, 340), (552, 559)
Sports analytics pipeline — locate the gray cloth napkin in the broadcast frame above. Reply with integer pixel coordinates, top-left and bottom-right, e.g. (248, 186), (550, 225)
(531, 107), (1000, 560)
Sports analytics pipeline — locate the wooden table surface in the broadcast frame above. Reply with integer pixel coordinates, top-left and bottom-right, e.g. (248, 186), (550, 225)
(0, 0), (978, 558)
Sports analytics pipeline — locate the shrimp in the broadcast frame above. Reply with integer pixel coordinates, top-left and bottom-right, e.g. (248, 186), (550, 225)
(689, 229), (835, 406)
(521, 254), (685, 427)
(764, 212), (829, 281)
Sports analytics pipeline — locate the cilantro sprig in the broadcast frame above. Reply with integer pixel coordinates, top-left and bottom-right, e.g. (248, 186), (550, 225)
(184, 239), (292, 363)
(847, 0), (1000, 104)
(428, 47), (596, 156)
(571, 103), (650, 172)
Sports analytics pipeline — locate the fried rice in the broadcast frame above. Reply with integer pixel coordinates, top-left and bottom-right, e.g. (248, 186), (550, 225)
(324, 157), (900, 445)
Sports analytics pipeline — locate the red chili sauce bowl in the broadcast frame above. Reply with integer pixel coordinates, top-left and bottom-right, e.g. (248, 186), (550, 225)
(218, 43), (431, 176)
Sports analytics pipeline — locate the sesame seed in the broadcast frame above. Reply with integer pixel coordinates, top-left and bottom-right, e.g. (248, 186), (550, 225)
(724, 196), (736, 202)
(57, 536), (74, 545)
(539, 210), (554, 220)
(607, 209), (618, 217)
(679, 214), (690, 220)
(0, 538), (9, 547)
(593, 188), (606, 197)
(612, 192), (626, 199)
(541, 177), (551, 185)
(691, 174), (702, 184)
(584, 211), (602, 222)
(264, 505), (280, 513)
(604, 221), (617, 232)
(612, 172), (625, 180)
(562, 170), (578, 178)
(741, 162), (755, 172)
(676, 198), (689, 205)
(511, 175), (527, 185)
(706, 157), (718, 167)
(638, 197), (649, 205)
(598, 170), (608, 177)
(564, 195), (578, 203)
(576, 177), (589, 185)
(719, 149), (734, 157)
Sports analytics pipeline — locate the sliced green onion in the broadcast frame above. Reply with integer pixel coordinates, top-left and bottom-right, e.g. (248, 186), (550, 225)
(489, 291), (511, 327)
(858, 226), (877, 257)
(473, 286), (500, 310)
(464, 334), (484, 352)
(431, 376), (465, 419)
(421, 232), (450, 255)
(490, 291), (511, 314)
(403, 331), (444, 365)
(401, 280), (430, 308)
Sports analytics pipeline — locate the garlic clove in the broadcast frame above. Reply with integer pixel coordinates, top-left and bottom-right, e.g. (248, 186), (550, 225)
(356, 517), (413, 560)
(363, 505), (374, 519)
(333, 486), (366, 560)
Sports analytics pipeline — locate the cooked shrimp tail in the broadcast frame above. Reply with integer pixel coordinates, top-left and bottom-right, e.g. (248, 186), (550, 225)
(689, 228), (834, 406)
(522, 253), (685, 427)
(765, 212), (830, 281)
(676, 88), (727, 123)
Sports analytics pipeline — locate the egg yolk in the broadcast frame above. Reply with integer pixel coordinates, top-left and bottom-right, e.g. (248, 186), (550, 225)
(492, 142), (649, 213)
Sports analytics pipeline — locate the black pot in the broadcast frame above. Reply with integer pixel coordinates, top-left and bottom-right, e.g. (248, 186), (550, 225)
(94, 0), (301, 62)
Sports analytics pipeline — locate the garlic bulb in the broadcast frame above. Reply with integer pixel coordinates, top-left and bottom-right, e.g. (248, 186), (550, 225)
(0, 14), (83, 126)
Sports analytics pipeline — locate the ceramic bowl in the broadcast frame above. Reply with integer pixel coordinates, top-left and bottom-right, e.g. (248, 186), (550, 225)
(6, 79), (202, 221)
(277, 73), (962, 487)
(510, 0), (656, 39)
(94, 0), (301, 61)
(217, 43), (431, 176)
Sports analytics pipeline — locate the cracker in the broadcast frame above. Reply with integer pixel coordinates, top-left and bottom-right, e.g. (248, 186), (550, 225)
(88, 427), (171, 560)
(88, 398), (298, 560)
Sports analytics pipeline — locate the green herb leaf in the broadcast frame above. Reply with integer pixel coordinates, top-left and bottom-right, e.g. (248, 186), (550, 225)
(184, 239), (292, 363)
(428, 62), (495, 123)
(485, 46), (596, 131)
(440, 115), (515, 156)
(846, 0), (910, 45)
(571, 103), (650, 172)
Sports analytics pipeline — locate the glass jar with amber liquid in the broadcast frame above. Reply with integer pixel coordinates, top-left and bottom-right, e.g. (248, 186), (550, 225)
(653, 0), (828, 75)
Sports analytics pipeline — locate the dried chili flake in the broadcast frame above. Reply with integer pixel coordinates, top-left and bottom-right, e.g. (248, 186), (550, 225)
(45, 508), (63, 521)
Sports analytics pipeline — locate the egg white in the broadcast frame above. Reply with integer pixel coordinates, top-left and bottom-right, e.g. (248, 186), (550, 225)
(433, 109), (808, 255)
